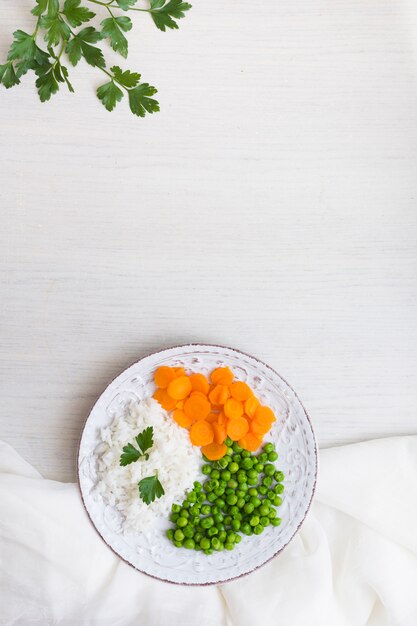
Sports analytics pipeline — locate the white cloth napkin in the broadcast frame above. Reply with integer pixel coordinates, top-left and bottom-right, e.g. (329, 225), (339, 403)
(1, 436), (416, 626)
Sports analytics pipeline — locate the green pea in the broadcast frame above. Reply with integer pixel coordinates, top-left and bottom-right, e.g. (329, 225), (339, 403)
(259, 453), (268, 463)
(214, 487), (225, 497)
(173, 540), (183, 548)
(240, 482), (249, 491)
(174, 529), (184, 541)
(229, 505), (239, 515)
(226, 532), (236, 543)
(259, 486), (267, 495)
(221, 470), (231, 482)
(200, 537), (210, 550)
(189, 506), (200, 516)
(237, 473), (246, 483)
(248, 488), (258, 497)
(250, 496), (261, 508)
(237, 498), (245, 508)
(197, 493), (205, 503)
(209, 479), (219, 490)
(170, 513), (179, 523)
(194, 532), (203, 543)
(191, 516), (200, 526)
(224, 515), (232, 525)
(254, 463), (264, 473)
(273, 496), (283, 507)
(204, 548), (213, 555)
(207, 526), (218, 537)
(271, 517), (282, 527)
(183, 525), (194, 538)
(260, 516), (270, 527)
(193, 481), (202, 491)
(244, 502), (254, 514)
(241, 450), (250, 458)
(211, 469), (220, 479)
(247, 469), (258, 480)
(217, 457), (229, 469)
(241, 522), (251, 534)
(184, 538), (195, 549)
(267, 490), (275, 500)
(231, 519), (241, 531)
(232, 442), (242, 453)
(274, 483), (284, 494)
(211, 537), (221, 550)
(202, 464), (212, 475)
(201, 517), (214, 529)
(262, 476), (273, 487)
(225, 542), (234, 551)
(218, 530), (227, 543)
(275, 471), (285, 482)
(241, 458), (253, 470)
(234, 512), (243, 521)
(187, 491), (197, 503)
(166, 528), (174, 540)
(194, 545), (202, 551)
(171, 503), (181, 513)
(229, 462), (239, 474)
(268, 452), (278, 462)
(223, 455), (232, 465)
(247, 476), (258, 486)
(226, 494), (238, 506)
(236, 489), (245, 498)
(264, 464), (275, 476)
(254, 524), (264, 535)
(225, 437), (233, 447)
(264, 443), (275, 454)
(214, 513), (224, 524)
(207, 492), (217, 502)
(235, 534), (242, 544)
(227, 479), (238, 489)
(201, 504), (210, 516)
(268, 509), (277, 519)
(234, 454), (242, 463)
(249, 515), (260, 527)
(180, 508), (190, 517)
(215, 498), (226, 509)
(227, 447), (234, 456)
(258, 504), (270, 516)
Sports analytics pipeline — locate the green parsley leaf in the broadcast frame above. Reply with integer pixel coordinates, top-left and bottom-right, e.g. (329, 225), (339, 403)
(47, 0), (60, 18)
(128, 83), (159, 117)
(135, 426), (154, 457)
(53, 60), (74, 92)
(0, 62), (20, 89)
(40, 15), (71, 47)
(31, 0), (48, 17)
(101, 16), (132, 59)
(97, 80), (124, 112)
(66, 27), (105, 67)
(7, 30), (50, 65)
(149, 0), (192, 32)
(111, 65), (140, 88)
(120, 442), (142, 466)
(62, 0), (95, 28)
(115, 0), (138, 11)
(138, 474), (165, 505)
(35, 62), (59, 101)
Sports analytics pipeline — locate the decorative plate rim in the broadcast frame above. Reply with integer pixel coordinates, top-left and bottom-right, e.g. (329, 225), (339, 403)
(76, 343), (318, 586)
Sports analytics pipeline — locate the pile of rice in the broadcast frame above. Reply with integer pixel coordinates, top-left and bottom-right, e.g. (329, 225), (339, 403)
(94, 397), (201, 533)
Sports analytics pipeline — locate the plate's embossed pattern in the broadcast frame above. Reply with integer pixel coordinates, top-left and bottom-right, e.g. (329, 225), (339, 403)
(78, 344), (317, 585)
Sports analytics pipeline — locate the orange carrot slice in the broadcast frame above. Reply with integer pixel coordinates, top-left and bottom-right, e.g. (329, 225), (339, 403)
(224, 398), (244, 419)
(184, 395), (211, 421)
(189, 373), (209, 395)
(245, 396), (260, 418)
(239, 432), (262, 452)
(176, 400), (184, 410)
(209, 384), (230, 406)
(210, 367), (234, 386)
(227, 416), (249, 441)
(154, 366), (176, 389)
(250, 419), (271, 437)
(190, 421), (214, 446)
(173, 409), (192, 429)
(217, 412), (227, 426)
(254, 406), (276, 426)
(190, 390), (208, 400)
(229, 381), (252, 402)
(174, 367), (186, 377)
(205, 412), (219, 423)
(153, 388), (177, 411)
(167, 376), (192, 400)
(201, 442), (227, 460)
(213, 422), (227, 444)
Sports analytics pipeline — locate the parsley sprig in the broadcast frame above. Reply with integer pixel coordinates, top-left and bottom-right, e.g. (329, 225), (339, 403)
(0, 0), (192, 116)
(138, 472), (165, 505)
(119, 425), (154, 466)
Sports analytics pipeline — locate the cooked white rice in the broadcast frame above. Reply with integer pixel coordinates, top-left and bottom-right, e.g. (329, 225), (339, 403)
(94, 397), (200, 533)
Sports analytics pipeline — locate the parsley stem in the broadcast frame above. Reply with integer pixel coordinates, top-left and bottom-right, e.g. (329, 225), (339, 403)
(33, 16), (41, 39)
(87, 0), (115, 7)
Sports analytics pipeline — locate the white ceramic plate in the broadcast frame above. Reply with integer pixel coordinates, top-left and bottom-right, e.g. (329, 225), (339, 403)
(78, 344), (317, 585)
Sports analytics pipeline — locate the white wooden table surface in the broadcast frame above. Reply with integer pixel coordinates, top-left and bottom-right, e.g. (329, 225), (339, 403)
(1, 1), (417, 482)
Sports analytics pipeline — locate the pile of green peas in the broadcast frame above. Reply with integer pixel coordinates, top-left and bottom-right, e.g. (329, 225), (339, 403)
(166, 440), (284, 554)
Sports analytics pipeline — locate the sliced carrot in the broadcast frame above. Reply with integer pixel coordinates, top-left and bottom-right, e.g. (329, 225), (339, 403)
(245, 396), (260, 418)
(205, 412), (219, 423)
(255, 406), (276, 426)
(224, 398), (244, 419)
(239, 432), (262, 452)
(201, 442), (227, 461)
(210, 367), (234, 386)
(190, 390), (208, 400)
(213, 422), (227, 444)
(217, 412), (227, 426)
(173, 409), (192, 429)
(184, 395), (211, 421)
(250, 419), (271, 437)
(190, 420), (214, 446)
(229, 381), (252, 402)
(153, 388), (177, 411)
(176, 400), (184, 410)
(209, 384), (230, 406)
(167, 376), (192, 400)
(154, 366), (176, 389)
(189, 373), (210, 395)
(174, 367), (186, 377)
(227, 416), (249, 441)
